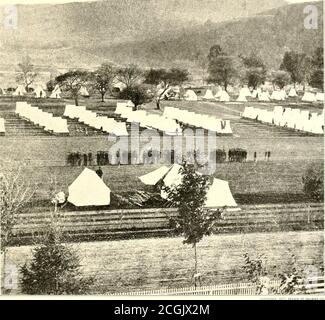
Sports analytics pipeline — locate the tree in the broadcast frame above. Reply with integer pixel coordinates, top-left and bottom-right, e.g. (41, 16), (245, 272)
(207, 51), (238, 91)
(241, 54), (267, 89)
(270, 70), (290, 89)
(55, 70), (90, 106)
(309, 47), (324, 90)
(280, 51), (311, 88)
(91, 63), (116, 102)
(119, 85), (150, 110)
(144, 68), (189, 110)
(163, 161), (222, 288)
(16, 55), (38, 91)
(20, 218), (93, 295)
(116, 64), (143, 89)
(302, 164), (324, 201)
(0, 168), (34, 294)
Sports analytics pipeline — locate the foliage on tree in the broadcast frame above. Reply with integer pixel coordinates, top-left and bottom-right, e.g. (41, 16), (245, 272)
(163, 161), (222, 286)
(243, 253), (307, 295)
(302, 164), (324, 201)
(0, 168), (33, 253)
(20, 221), (93, 295)
(270, 70), (291, 89)
(144, 68), (189, 109)
(116, 64), (143, 89)
(16, 55), (38, 91)
(207, 47), (238, 91)
(0, 167), (34, 294)
(91, 63), (116, 102)
(119, 85), (150, 109)
(241, 54), (267, 89)
(309, 47), (324, 90)
(280, 51), (311, 88)
(46, 79), (56, 93)
(55, 70), (90, 106)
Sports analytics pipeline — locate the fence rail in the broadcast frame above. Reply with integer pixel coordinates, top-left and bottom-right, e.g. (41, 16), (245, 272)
(110, 276), (324, 296)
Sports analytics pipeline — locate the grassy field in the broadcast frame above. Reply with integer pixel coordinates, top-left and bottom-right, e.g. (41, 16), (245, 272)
(1, 159), (322, 204)
(6, 230), (323, 294)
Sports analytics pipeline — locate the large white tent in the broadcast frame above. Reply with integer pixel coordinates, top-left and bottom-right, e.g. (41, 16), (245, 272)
(239, 87), (252, 97)
(139, 164), (238, 208)
(13, 85), (26, 96)
(270, 90), (285, 101)
(0, 118), (5, 134)
(79, 86), (90, 97)
(218, 90), (230, 102)
(288, 87), (297, 97)
(316, 92), (324, 102)
(302, 92), (316, 102)
(184, 90), (198, 101)
(34, 85), (47, 98)
(203, 89), (214, 100)
(50, 85), (62, 99)
(68, 168), (111, 207)
(236, 94), (247, 102)
(258, 91), (270, 102)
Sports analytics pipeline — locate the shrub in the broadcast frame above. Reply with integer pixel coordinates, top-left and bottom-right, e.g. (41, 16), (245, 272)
(302, 165), (324, 201)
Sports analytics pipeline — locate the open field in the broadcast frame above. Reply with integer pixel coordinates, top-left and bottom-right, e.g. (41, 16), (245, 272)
(0, 159), (322, 205)
(6, 230), (323, 294)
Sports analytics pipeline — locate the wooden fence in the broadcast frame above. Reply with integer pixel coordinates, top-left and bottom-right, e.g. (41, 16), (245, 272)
(111, 276), (324, 296)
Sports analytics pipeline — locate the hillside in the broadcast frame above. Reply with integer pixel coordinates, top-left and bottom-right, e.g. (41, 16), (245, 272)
(0, 0), (287, 70)
(101, 1), (323, 71)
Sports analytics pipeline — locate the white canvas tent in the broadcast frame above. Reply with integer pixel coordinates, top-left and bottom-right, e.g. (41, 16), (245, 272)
(205, 178), (237, 207)
(203, 89), (214, 100)
(184, 90), (198, 101)
(218, 90), (230, 102)
(50, 85), (62, 99)
(316, 92), (324, 102)
(302, 92), (316, 102)
(34, 85), (47, 98)
(0, 118), (5, 134)
(258, 91), (270, 102)
(140, 164), (238, 208)
(68, 168), (111, 206)
(79, 86), (90, 97)
(270, 90), (285, 101)
(13, 85), (26, 96)
(236, 94), (247, 102)
(239, 87), (252, 97)
(288, 87), (297, 97)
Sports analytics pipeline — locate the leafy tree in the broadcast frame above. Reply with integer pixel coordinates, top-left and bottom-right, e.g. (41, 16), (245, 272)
(0, 167), (34, 293)
(309, 47), (324, 90)
(46, 79), (56, 93)
(116, 64), (143, 89)
(280, 51), (311, 88)
(20, 220), (93, 295)
(302, 164), (324, 201)
(16, 55), (38, 91)
(55, 70), (90, 106)
(207, 50), (238, 91)
(119, 85), (150, 110)
(207, 45), (223, 62)
(241, 54), (267, 89)
(144, 68), (189, 109)
(163, 161), (222, 287)
(91, 63), (116, 102)
(270, 70), (290, 89)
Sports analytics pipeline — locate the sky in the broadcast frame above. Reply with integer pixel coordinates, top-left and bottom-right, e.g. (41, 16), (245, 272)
(0, 0), (319, 5)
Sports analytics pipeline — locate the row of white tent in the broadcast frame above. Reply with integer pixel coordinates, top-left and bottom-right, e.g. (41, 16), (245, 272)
(163, 106), (232, 134)
(186, 89), (231, 102)
(194, 86), (324, 103)
(115, 102), (182, 135)
(15, 102), (69, 134)
(242, 106), (324, 134)
(64, 105), (128, 136)
(0, 118), (5, 133)
(139, 164), (238, 208)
